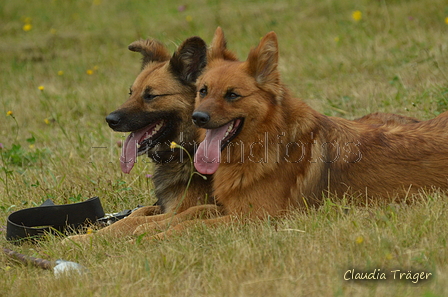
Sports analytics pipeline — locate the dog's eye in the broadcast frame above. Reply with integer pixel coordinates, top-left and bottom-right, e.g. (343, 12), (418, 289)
(143, 93), (158, 101)
(199, 87), (207, 98)
(226, 92), (241, 101)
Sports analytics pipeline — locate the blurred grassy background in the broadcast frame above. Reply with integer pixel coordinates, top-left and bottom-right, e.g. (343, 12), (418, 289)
(1, 0), (448, 296)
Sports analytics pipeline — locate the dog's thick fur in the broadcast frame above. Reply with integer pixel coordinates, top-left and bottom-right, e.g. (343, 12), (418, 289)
(191, 30), (448, 220)
(65, 37), (216, 242)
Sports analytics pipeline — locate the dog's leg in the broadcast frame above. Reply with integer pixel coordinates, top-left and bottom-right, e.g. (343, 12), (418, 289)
(63, 205), (223, 245)
(62, 212), (175, 245)
(132, 204), (223, 236)
(127, 205), (162, 217)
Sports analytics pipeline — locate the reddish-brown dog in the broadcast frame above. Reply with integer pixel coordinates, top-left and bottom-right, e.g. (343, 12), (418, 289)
(191, 30), (448, 221)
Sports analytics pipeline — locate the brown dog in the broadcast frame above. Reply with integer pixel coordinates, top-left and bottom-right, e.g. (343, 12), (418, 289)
(191, 30), (448, 220)
(65, 36), (216, 242)
(105, 37), (213, 214)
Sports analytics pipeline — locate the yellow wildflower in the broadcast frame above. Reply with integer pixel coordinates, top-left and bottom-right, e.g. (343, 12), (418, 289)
(57, 70), (64, 76)
(352, 10), (362, 22)
(86, 69), (94, 75)
(185, 15), (193, 22)
(445, 17), (448, 25)
(29, 144), (35, 150)
(355, 236), (364, 244)
(334, 36), (340, 43)
(6, 111), (13, 116)
(44, 118), (50, 124)
(170, 142), (178, 149)
(86, 228), (94, 235)
(23, 24), (32, 31)
(3, 266), (11, 272)
(38, 86), (44, 91)
(385, 253), (393, 260)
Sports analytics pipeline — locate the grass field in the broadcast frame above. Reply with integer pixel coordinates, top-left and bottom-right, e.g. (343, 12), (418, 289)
(1, 0), (448, 296)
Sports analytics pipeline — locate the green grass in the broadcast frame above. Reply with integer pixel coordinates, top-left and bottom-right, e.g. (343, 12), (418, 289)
(1, 0), (448, 296)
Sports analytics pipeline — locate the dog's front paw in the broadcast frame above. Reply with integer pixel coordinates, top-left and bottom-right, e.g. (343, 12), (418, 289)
(132, 222), (164, 237)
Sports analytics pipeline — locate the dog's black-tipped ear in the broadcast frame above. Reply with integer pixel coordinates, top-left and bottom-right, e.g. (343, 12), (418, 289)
(246, 31), (279, 87)
(169, 37), (207, 83)
(128, 39), (171, 69)
(208, 27), (238, 61)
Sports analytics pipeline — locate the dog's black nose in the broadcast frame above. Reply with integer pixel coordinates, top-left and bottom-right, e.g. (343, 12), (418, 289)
(106, 113), (121, 128)
(192, 111), (210, 127)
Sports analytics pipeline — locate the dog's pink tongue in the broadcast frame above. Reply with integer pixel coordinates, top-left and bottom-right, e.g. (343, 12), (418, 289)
(195, 124), (231, 175)
(120, 130), (147, 174)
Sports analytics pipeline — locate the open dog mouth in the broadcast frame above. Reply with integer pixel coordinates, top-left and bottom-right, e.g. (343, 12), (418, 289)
(121, 119), (168, 173)
(136, 120), (168, 156)
(194, 118), (244, 175)
(218, 118), (244, 150)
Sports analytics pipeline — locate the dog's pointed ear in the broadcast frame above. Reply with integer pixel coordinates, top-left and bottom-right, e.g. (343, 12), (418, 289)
(128, 39), (171, 69)
(208, 27), (238, 61)
(246, 32), (280, 87)
(169, 36), (207, 83)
